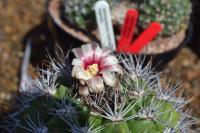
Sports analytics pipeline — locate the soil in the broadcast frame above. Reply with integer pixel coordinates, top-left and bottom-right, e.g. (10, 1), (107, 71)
(140, 30), (186, 54)
(166, 48), (200, 117)
(0, 0), (45, 114)
(0, 0), (200, 128)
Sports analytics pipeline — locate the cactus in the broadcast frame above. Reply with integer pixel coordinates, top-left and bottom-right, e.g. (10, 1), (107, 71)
(60, 0), (191, 36)
(60, 0), (96, 30)
(60, 0), (113, 30)
(0, 43), (196, 133)
(134, 0), (191, 36)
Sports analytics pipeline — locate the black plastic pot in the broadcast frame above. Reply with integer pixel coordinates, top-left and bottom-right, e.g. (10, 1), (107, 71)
(187, 0), (200, 57)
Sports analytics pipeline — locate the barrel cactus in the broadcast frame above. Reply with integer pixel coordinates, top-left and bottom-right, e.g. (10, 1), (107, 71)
(0, 43), (196, 132)
(134, 0), (191, 36)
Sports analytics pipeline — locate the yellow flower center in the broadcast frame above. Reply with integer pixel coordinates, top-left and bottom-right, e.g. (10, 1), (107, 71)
(85, 64), (99, 77)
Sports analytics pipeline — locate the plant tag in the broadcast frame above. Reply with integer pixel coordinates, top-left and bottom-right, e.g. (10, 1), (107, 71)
(117, 9), (138, 52)
(94, 0), (116, 50)
(129, 22), (161, 54)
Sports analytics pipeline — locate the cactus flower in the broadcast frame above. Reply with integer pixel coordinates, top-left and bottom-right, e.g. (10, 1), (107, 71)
(72, 43), (123, 95)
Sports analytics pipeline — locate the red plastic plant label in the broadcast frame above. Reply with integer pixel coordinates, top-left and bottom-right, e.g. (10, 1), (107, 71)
(117, 10), (162, 54)
(128, 22), (162, 54)
(117, 9), (138, 52)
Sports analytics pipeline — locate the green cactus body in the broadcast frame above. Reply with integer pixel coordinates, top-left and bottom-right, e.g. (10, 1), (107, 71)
(0, 44), (195, 132)
(87, 95), (181, 133)
(135, 0), (191, 36)
(61, 0), (113, 30)
(1, 67), (188, 133)
(102, 121), (130, 133)
(5, 68), (188, 133)
(14, 85), (90, 133)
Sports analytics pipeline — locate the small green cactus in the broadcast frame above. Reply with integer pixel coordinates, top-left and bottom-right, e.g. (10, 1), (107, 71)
(60, 0), (95, 30)
(134, 0), (191, 36)
(60, 0), (113, 30)
(0, 44), (196, 133)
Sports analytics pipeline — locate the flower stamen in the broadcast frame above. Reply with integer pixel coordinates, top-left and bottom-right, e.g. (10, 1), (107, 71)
(85, 64), (99, 77)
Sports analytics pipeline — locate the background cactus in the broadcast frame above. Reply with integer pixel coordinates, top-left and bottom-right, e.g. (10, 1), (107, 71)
(0, 44), (196, 133)
(60, 0), (113, 30)
(60, 0), (95, 30)
(135, 0), (191, 36)
(60, 0), (191, 37)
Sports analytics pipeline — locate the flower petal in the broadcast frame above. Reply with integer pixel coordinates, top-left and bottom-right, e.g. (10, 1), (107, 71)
(87, 76), (104, 93)
(101, 48), (112, 58)
(80, 80), (86, 85)
(72, 47), (84, 59)
(101, 64), (123, 75)
(91, 42), (99, 50)
(72, 66), (91, 80)
(94, 46), (102, 63)
(100, 55), (119, 68)
(81, 44), (95, 64)
(72, 59), (83, 66)
(102, 72), (118, 87)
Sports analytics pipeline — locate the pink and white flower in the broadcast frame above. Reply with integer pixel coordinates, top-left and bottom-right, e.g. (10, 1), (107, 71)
(72, 43), (123, 96)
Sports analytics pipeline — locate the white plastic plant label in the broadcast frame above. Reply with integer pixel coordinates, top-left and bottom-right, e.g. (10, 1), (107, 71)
(94, 0), (116, 50)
